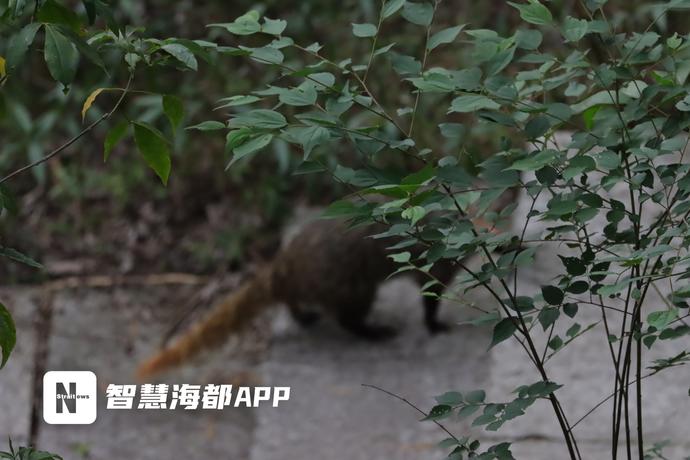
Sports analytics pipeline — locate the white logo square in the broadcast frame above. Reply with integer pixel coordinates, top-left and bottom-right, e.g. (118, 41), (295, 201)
(43, 371), (98, 425)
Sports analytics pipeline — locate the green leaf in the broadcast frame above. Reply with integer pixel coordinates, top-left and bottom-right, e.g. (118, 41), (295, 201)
(43, 25), (80, 88)
(647, 309), (678, 330)
(307, 72), (336, 89)
(597, 279), (630, 297)
(567, 281), (589, 294)
(566, 323), (581, 338)
(457, 405), (480, 419)
(508, 0), (553, 25)
(245, 47), (284, 67)
(228, 133), (273, 167)
(490, 318), (517, 348)
(402, 164), (436, 186)
(352, 23), (378, 37)
(427, 25), (465, 51)
(162, 44), (198, 70)
(675, 95), (690, 112)
(667, 33), (682, 49)
(208, 11), (261, 35)
(422, 404), (453, 421)
(435, 391), (463, 405)
(228, 109), (287, 129)
(0, 302), (16, 369)
(390, 53), (421, 76)
(103, 121), (129, 161)
(322, 200), (370, 219)
(278, 84), (318, 106)
(402, 1), (434, 26)
(448, 95), (500, 113)
(162, 95), (184, 131)
(515, 28), (542, 50)
(524, 116), (550, 139)
(565, 81), (586, 97)
(538, 307), (560, 331)
(563, 16), (588, 42)
(572, 90), (626, 114)
(563, 303), (578, 318)
(527, 380), (562, 397)
(548, 336), (563, 350)
(389, 252), (411, 263)
(287, 126), (330, 159)
(225, 128), (252, 152)
(6, 23), (42, 72)
(262, 17), (287, 35)
(508, 149), (558, 171)
(541, 285), (564, 305)
(215, 95), (262, 108)
(402, 205), (426, 225)
(514, 246), (537, 266)
(439, 123), (465, 140)
(133, 122), (171, 185)
(382, 0), (406, 18)
(465, 390), (486, 404)
(37, 0), (82, 31)
(472, 413), (497, 427)
(0, 246), (43, 269)
(186, 121), (226, 131)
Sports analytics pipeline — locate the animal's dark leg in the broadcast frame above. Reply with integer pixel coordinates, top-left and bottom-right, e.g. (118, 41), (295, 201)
(337, 312), (398, 341)
(287, 302), (321, 327)
(417, 259), (455, 334)
(423, 294), (450, 334)
(334, 294), (397, 341)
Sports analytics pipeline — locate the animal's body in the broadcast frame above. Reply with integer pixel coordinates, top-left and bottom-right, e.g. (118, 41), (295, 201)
(137, 218), (457, 379)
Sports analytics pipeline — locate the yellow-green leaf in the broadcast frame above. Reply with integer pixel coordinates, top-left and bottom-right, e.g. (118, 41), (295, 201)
(0, 55), (6, 78)
(81, 87), (106, 121)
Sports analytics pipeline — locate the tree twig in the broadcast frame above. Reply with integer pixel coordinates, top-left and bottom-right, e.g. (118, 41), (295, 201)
(0, 74), (134, 185)
(361, 383), (463, 444)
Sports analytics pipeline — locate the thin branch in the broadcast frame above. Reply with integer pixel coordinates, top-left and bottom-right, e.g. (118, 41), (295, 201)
(361, 383), (463, 444)
(1, 74), (134, 185)
(362, 1), (385, 83)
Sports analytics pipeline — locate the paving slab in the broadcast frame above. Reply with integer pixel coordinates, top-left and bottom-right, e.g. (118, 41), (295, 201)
(249, 278), (497, 460)
(35, 287), (258, 460)
(0, 288), (38, 447)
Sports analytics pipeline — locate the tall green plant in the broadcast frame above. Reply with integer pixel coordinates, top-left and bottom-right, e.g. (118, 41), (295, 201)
(0, 0), (207, 368)
(200, 1), (690, 458)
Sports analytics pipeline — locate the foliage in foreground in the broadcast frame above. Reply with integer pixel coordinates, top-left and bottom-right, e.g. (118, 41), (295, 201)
(2, 0), (690, 459)
(1, 439), (62, 460)
(195, 1), (690, 458)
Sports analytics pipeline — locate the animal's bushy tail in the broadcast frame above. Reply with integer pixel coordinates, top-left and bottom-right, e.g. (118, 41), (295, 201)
(137, 267), (274, 379)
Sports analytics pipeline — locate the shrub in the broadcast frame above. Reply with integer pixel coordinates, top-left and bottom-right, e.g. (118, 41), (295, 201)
(200, 2), (690, 458)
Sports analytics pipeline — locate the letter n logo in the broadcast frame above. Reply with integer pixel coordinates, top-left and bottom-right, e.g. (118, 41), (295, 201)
(56, 382), (77, 414)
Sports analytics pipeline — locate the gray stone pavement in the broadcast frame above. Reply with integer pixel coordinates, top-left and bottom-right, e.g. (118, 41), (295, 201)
(1, 267), (688, 459)
(1, 202), (689, 459)
(0, 289), (38, 447)
(249, 278), (494, 460)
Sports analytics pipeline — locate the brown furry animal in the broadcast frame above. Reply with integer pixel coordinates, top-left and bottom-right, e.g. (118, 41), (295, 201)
(137, 190), (517, 379)
(137, 219), (459, 379)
